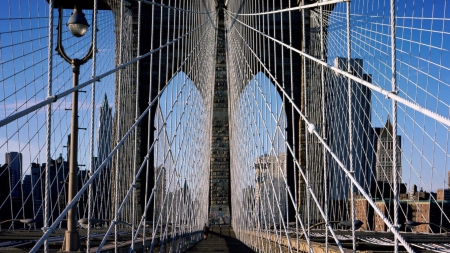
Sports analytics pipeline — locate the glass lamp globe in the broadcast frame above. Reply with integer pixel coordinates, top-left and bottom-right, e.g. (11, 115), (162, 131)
(67, 11), (89, 37)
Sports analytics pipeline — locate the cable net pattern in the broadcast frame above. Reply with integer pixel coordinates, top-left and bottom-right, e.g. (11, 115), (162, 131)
(0, 0), (216, 252)
(0, 0), (449, 252)
(226, 0), (450, 252)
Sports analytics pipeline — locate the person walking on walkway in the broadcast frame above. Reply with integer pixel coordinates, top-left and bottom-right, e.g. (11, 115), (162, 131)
(203, 223), (209, 240)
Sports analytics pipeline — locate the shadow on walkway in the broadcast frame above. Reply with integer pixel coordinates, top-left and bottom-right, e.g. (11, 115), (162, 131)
(186, 226), (254, 253)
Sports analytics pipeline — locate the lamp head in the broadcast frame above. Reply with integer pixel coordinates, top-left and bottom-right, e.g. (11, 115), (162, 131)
(78, 218), (105, 225)
(67, 6), (89, 37)
(20, 218), (36, 227)
(339, 220), (364, 230)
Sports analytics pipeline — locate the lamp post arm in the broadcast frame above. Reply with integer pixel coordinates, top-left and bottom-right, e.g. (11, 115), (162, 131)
(55, 6), (94, 67)
(79, 44), (94, 65)
(56, 6), (73, 64)
(299, 221), (341, 238)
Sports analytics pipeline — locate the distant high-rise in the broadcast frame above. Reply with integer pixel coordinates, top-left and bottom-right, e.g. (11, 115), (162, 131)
(448, 171), (450, 189)
(254, 154), (287, 225)
(5, 152), (22, 198)
(375, 118), (402, 184)
(22, 175), (31, 198)
(30, 162), (42, 201)
(154, 165), (167, 224)
(29, 156), (69, 226)
(98, 94), (113, 167)
(96, 94), (112, 220)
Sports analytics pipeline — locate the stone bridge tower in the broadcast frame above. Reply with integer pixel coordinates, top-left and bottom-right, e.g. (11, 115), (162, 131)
(209, 0), (231, 225)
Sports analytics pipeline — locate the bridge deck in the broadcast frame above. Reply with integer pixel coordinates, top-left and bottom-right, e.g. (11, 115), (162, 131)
(186, 226), (254, 253)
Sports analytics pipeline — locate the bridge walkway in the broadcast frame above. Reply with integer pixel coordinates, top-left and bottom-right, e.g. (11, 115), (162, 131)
(186, 226), (254, 253)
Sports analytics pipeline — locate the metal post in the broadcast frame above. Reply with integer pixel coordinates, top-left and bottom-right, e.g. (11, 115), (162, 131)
(61, 65), (81, 252)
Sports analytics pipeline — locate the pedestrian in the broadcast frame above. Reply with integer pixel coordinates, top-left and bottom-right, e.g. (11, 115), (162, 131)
(203, 223), (209, 240)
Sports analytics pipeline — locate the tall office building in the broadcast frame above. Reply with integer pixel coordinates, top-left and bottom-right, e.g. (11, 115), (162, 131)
(326, 58), (373, 200)
(375, 118), (402, 184)
(5, 152), (22, 198)
(254, 153), (287, 225)
(30, 162), (42, 201)
(299, 57), (374, 223)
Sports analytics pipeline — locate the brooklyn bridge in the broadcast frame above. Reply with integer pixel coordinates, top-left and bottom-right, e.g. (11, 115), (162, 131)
(0, 0), (450, 252)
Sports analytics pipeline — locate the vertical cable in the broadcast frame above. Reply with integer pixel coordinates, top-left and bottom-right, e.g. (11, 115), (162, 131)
(131, 0), (142, 251)
(346, 1), (356, 252)
(87, 0), (99, 251)
(154, 0), (164, 235)
(44, 1), (54, 252)
(301, 0), (311, 242)
(114, 1), (125, 251)
(286, 0), (299, 250)
(319, 4), (329, 252)
(390, 0), (399, 251)
(143, 1), (156, 250)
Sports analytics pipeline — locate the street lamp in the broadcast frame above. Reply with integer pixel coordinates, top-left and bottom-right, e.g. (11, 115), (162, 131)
(58, 4), (91, 251)
(46, 1), (110, 252)
(52, 1), (94, 252)
(405, 220), (450, 233)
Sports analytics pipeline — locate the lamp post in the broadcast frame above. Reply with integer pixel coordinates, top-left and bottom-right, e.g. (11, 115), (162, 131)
(299, 220), (364, 238)
(54, 3), (92, 252)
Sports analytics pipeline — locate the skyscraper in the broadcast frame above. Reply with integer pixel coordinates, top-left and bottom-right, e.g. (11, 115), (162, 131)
(299, 57), (374, 223)
(326, 58), (373, 200)
(96, 94), (112, 219)
(98, 94), (113, 167)
(375, 118), (402, 184)
(5, 152), (22, 198)
(30, 162), (42, 201)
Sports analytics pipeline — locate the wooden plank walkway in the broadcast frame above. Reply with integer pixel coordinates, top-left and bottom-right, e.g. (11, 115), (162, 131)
(186, 226), (254, 253)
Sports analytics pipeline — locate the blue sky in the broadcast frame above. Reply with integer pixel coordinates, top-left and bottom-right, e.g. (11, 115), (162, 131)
(327, 0), (450, 191)
(232, 72), (286, 187)
(155, 71), (208, 196)
(0, 1), (116, 177)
